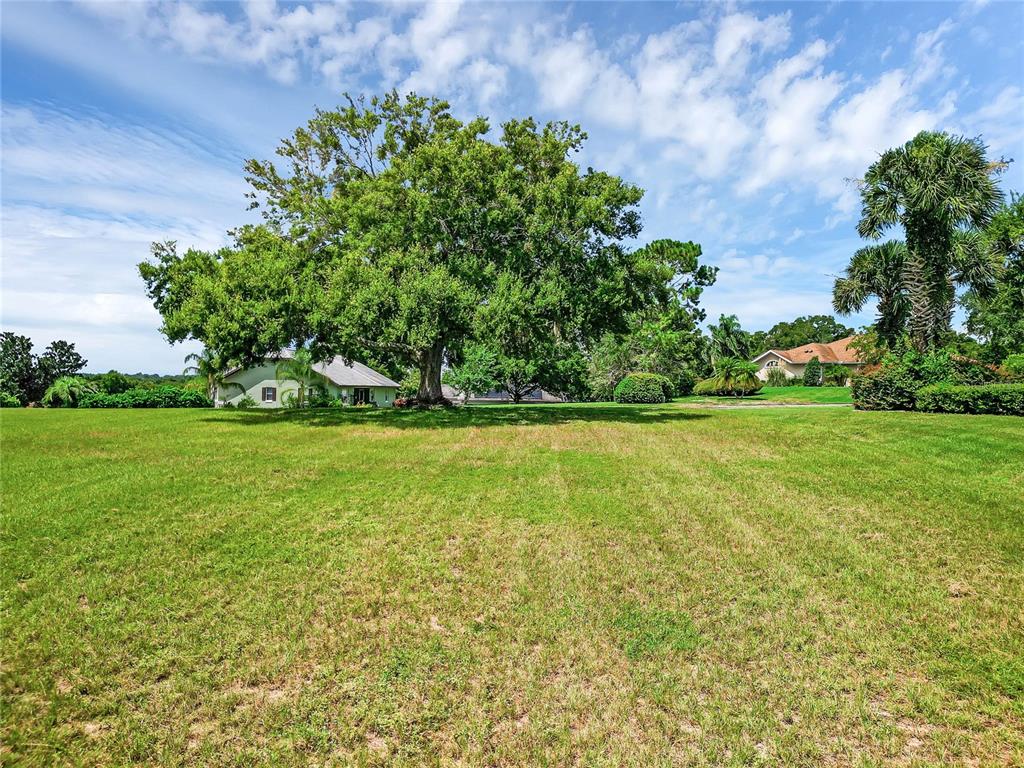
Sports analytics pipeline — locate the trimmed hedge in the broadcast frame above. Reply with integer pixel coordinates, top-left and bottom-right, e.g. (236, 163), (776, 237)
(851, 369), (919, 411)
(614, 373), (667, 404)
(852, 346), (1004, 411)
(915, 383), (1024, 415)
(79, 386), (211, 408)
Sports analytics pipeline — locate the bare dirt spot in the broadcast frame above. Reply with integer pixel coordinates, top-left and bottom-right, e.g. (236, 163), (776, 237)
(77, 595), (90, 611)
(228, 681), (289, 708)
(366, 733), (388, 753)
(947, 581), (971, 598)
(81, 722), (107, 739)
(187, 721), (216, 750)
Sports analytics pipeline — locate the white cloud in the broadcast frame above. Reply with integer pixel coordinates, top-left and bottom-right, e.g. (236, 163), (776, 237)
(713, 11), (791, 77)
(1, 104), (241, 371)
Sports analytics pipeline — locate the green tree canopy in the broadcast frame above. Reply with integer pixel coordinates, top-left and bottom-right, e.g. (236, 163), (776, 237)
(963, 194), (1024, 360)
(857, 131), (1005, 349)
(757, 314), (855, 354)
(586, 240), (716, 399)
(141, 93), (676, 403)
(0, 333), (87, 405)
(442, 343), (498, 401)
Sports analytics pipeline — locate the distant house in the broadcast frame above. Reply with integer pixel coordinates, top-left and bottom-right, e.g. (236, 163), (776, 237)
(216, 351), (399, 408)
(440, 384), (566, 404)
(751, 335), (864, 383)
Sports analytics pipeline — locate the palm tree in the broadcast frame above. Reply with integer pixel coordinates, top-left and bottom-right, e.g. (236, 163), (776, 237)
(42, 376), (96, 407)
(709, 314), (750, 363)
(184, 348), (232, 400)
(832, 241), (911, 347)
(275, 348), (317, 408)
(710, 357), (761, 397)
(857, 131), (1004, 349)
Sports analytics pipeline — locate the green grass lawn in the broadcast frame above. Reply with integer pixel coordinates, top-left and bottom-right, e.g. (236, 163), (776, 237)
(679, 386), (854, 405)
(2, 405), (1022, 766)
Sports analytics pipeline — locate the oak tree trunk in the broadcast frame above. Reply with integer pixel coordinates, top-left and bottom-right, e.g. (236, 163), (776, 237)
(417, 343), (445, 403)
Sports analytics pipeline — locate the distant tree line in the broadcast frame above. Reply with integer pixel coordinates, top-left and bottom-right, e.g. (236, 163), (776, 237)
(0, 333), (87, 405)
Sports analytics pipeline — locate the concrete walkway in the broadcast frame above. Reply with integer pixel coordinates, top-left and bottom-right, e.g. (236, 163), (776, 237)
(678, 401), (854, 410)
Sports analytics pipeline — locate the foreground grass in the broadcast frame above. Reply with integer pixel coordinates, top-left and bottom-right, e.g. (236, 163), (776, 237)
(680, 386), (854, 405)
(2, 405), (1022, 767)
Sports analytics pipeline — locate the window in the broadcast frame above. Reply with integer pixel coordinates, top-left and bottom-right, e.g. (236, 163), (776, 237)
(765, 360), (778, 367)
(353, 387), (371, 405)
(261, 386), (277, 402)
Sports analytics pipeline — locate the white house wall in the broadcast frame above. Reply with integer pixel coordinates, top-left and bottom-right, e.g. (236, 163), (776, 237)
(217, 363), (396, 408)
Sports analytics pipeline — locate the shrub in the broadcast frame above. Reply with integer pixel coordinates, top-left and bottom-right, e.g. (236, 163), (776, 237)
(673, 370), (696, 397)
(693, 373), (764, 398)
(802, 357), (822, 386)
(851, 367), (919, 411)
(823, 365), (850, 386)
(707, 357), (763, 396)
(916, 383), (1024, 415)
(42, 376), (96, 407)
(1001, 354), (1024, 380)
(0, 391), (21, 408)
(97, 370), (135, 394)
(397, 370), (420, 398)
(693, 378), (718, 396)
(765, 366), (789, 387)
(651, 373), (675, 400)
(237, 394), (257, 409)
(852, 344), (1003, 411)
(613, 373), (667, 403)
(79, 386), (211, 408)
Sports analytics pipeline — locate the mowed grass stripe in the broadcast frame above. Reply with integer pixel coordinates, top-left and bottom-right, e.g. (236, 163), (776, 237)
(2, 406), (1022, 766)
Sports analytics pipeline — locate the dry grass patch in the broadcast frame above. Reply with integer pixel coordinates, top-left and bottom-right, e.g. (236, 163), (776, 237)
(2, 405), (1022, 766)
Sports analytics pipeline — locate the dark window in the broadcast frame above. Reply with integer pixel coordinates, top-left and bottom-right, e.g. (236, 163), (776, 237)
(353, 387), (371, 405)
(261, 386), (277, 402)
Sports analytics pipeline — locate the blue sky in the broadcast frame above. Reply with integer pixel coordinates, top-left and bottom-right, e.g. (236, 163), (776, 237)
(2, 1), (1022, 373)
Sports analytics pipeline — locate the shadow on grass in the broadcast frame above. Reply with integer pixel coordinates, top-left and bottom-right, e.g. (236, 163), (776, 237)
(199, 403), (710, 430)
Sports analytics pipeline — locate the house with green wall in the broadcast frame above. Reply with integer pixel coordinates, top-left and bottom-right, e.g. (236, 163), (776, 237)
(216, 351), (400, 408)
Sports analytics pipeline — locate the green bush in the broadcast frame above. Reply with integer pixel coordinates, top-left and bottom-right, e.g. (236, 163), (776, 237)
(802, 357), (822, 386)
(916, 383), (1024, 415)
(1002, 354), (1024, 380)
(397, 370), (420, 398)
(96, 370), (135, 394)
(673, 370), (696, 397)
(693, 378), (717, 396)
(651, 373), (675, 400)
(0, 391), (21, 408)
(79, 386), (211, 408)
(237, 394), (257, 409)
(764, 366), (788, 387)
(692, 376), (763, 397)
(614, 373), (667, 403)
(822, 365), (850, 386)
(852, 345), (1003, 411)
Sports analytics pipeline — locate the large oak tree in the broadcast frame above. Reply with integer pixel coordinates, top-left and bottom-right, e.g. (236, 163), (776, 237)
(140, 93), (673, 402)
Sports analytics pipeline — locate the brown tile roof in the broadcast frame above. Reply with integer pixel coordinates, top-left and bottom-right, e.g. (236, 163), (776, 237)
(771, 335), (863, 365)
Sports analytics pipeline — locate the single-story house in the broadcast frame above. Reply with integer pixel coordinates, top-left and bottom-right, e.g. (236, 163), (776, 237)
(440, 384), (566, 404)
(216, 351), (400, 408)
(751, 335), (864, 383)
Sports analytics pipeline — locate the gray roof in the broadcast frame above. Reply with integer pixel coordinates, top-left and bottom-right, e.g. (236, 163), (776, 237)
(227, 350), (400, 388)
